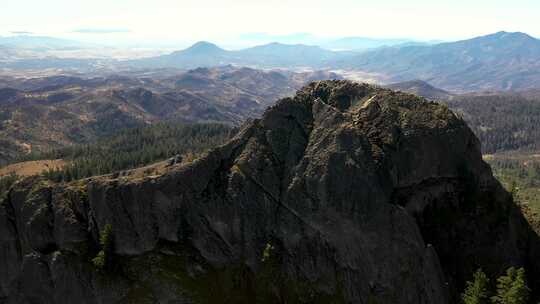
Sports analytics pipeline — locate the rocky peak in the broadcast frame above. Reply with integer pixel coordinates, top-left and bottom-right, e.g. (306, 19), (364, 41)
(1, 80), (539, 304)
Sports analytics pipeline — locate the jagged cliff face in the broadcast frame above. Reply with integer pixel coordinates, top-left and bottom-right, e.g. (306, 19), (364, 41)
(1, 80), (539, 304)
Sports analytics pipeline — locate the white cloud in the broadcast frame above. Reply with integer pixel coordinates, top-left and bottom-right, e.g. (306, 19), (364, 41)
(73, 28), (131, 34)
(0, 0), (538, 43)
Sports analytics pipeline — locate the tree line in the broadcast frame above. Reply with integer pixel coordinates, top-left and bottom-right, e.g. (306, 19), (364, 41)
(23, 122), (235, 182)
(446, 94), (540, 154)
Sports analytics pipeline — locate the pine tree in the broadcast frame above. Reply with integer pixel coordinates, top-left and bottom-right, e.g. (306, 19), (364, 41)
(92, 224), (113, 270)
(462, 269), (490, 304)
(491, 267), (529, 304)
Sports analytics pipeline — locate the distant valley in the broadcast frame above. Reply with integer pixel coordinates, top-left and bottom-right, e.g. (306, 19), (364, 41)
(0, 66), (341, 165)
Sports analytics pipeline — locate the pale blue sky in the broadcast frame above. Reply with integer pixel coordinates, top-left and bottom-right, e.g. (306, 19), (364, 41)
(1, 0), (539, 45)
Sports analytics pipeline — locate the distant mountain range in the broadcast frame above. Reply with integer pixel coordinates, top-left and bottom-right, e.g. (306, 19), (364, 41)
(0, 35), (86, 51)
(236, 33), (422, 50)
(342, 31), (540, 91)
(2, 32), (540, 91)
(128, 31), (540, 91)
(0, 35), (98, 68)
(129, 41), (347, 69)
(321, 37), (428, 50)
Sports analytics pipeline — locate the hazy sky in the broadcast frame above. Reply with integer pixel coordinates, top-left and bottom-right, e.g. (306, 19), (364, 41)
(1, 0), (539, 46)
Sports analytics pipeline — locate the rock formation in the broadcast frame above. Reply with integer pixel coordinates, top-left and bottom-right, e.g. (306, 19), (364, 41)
(1, 80), (539, 303)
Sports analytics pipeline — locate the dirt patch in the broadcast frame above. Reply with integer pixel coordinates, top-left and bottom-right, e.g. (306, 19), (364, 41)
(0, 159), (66, 177)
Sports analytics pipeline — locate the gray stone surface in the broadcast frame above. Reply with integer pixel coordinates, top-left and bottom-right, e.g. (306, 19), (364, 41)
(1, 80), (539, 303)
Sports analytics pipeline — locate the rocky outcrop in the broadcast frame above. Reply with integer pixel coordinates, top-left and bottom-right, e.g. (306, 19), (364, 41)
(1, 80), (539, 304)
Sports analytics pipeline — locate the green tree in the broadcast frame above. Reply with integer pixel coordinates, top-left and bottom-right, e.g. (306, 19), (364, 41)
(92, 224), (113, 270)
(462, 268), (491, 304)
(491, 267), (529, 304)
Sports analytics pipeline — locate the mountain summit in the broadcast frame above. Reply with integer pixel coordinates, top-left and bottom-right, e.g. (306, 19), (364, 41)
(445, 31), (540, 55)
(130, 41), (349, 69)
(483, 31), (538, 42)
(179, 41), (226, 55)
(1, 80), (538, 303)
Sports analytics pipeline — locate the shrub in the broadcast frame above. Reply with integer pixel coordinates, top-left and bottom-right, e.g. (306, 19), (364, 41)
(261, 242), (274, 262)
(92, 250), (106, 269)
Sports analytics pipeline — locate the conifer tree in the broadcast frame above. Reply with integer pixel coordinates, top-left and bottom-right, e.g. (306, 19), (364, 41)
(491, 267), (529, 304)
(462, 269), (490, 304)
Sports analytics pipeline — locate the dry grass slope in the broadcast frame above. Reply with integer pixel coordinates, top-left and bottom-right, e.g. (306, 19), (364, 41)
(0, 159), (66, 177)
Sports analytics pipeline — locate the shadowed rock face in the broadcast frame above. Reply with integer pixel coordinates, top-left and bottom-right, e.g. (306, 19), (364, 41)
(1, 80), (539, 304)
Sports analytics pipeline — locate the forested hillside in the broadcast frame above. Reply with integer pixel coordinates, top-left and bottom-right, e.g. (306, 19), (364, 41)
(446, 92), (540, 153)
(17, 122), (235, 182)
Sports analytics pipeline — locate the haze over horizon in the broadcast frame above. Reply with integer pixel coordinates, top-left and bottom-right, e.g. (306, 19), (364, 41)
(1, 0), (539, 48)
